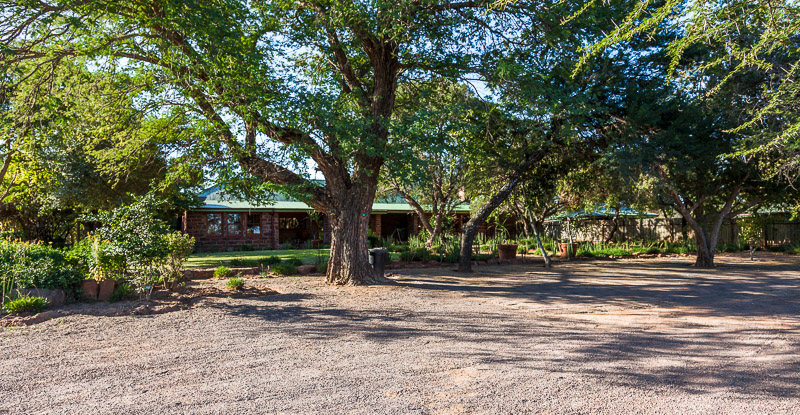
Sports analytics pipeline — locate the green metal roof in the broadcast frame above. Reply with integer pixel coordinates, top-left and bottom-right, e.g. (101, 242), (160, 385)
(194, 197), (471, 214)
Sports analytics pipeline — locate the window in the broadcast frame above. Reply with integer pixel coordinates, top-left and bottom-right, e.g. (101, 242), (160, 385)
(227, 213), (242, 235)
(246, 213), (261, 235)
(280, 217), (303, 230)
(207, 214), (222, 235)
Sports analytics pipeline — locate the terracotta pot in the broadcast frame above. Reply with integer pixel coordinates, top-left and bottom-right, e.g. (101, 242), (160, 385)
(498, 244), (518, 260)
(81, 280), (98, 300)
(558, 242), (580, 258)
(97, 279), (116, 302)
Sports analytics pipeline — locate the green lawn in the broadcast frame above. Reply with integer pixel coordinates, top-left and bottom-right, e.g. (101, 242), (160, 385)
(185, 249), (330, 269)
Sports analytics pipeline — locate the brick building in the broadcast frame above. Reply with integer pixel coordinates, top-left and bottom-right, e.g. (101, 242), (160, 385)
(182, 187), (471, 253)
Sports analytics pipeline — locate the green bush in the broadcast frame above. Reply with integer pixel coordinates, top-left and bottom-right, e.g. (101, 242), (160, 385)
(226, 277), (245, 290)
(285, 257), (303, 266)
(270, 263), (297, 276)
(262, 256), (282, 265)
(316, 258), (329, 274)
(214, 266), (233, 279)
(388, 244), (408, 252)
(473, 253), (496, 261)
(0, 239), (83, 293)
(3, 296), (48, 314)
(110, 283), (134, 302)
(400, 247), (429, 261)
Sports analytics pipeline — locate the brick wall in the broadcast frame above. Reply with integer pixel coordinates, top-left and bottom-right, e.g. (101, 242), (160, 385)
(183, 211), (280, 253)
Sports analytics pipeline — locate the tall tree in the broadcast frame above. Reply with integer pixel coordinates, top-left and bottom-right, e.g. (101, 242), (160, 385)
(1, 0), (548, 284)
(381, 80), (472, 247)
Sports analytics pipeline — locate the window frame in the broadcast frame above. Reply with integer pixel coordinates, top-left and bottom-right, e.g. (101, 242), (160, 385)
(206, 213), (223, 237)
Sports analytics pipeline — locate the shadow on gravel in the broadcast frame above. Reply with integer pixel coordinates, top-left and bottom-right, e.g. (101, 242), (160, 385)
(201, 257), (800, 399)
(391, 258), (800, 318)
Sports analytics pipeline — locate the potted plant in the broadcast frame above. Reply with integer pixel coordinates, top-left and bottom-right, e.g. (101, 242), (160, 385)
(90, 238), (121, 302)
(494, 227), (518, 260)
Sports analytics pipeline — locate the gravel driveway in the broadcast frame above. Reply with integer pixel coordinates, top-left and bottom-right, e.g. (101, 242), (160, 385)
(2, 254), (799, 414)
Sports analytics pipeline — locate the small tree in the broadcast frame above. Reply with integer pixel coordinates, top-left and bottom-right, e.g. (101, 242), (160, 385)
(738, 215), (767, 261)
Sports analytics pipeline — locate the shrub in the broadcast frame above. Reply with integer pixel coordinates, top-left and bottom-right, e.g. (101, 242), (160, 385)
(262, 256), (282, 265)
(110, 283), (134, 302)
(226, 277), (245, 290)
(158, 232), (195, 290)
(3, 296), (48, 314)
(285, 257), (303, 266)
(0, 239), (83, 293)
(400, 247), (429, 261)
(316, 258), (329, 274)
(214, 266), (233, 279)
(645, 246), (661, 255)
(270, 263), (297, 276)
(473, 253), (495, 262)
(388, 244), (407, 252)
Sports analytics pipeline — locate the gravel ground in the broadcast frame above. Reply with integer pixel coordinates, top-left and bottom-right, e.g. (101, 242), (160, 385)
(2, 254), (799, 414)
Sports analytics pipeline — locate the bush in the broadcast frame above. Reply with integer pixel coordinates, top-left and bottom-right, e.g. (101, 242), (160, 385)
(316, 258), (329, 274)
(285, 257), (303, 266)
(400, 247), (429, 261)
(473, 253), (496, 261)
(226, 277), (245, 290)
(270, 263), (297, 276)
(0, 239), (83, 293)
(645, 246), (661, 255)
(262, 256), (282, 265)
(158, 232), (195, 290)
(110, 283), (134, 302)
(388, 244), (408, 252)
(214, 266), (233, 279)
(3, 296), (48, 314)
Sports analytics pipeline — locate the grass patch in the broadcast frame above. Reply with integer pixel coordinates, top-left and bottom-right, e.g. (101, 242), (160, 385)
(3, 296), (48, 314)
(214, 266), (234, 279)
(226, 277), (245, 290)
(186, 249), (330, 269)
(270, 263), (297, 276)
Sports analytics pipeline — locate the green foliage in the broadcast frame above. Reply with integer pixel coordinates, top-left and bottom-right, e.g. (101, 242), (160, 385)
(226, 277), (245, 290)
(3, 296), (48, 314)
(88, 194), (195, 294)
(0, 239), (83, 292)
(214, 266), (233, 279)
(285, 258), (303, 267)
(270, 263), (297, 276)
(316, 257), (329, 274)
(400, 248), (430, 262)
(109, 283), (134, 303)
(158, 232), (195, 290)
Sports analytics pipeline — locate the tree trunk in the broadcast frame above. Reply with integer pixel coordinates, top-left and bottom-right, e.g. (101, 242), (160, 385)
(325, 187), (388, 285)
(694, 232), (715, 267)
(458, 177), (523, 273)
(605, 205), (621, 243)
(531, 221), (552, 267)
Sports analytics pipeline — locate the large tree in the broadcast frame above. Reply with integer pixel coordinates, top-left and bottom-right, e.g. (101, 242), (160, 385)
(380, 80), (473, 247)
(1, 0), (548, 285)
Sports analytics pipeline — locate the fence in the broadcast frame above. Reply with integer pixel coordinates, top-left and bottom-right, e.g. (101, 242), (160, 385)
(541, 217), (800, 246)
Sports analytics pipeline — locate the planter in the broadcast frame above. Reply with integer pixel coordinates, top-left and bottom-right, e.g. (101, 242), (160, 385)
(97, 279), (116, 302)
(558, 242), (580, 258)
(81, 280), (99, 300)
(498, 244), (518, 260)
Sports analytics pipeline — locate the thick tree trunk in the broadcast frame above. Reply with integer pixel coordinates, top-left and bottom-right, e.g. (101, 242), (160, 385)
(325, 187), (388, 285)
(694, 232), (715, 267)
